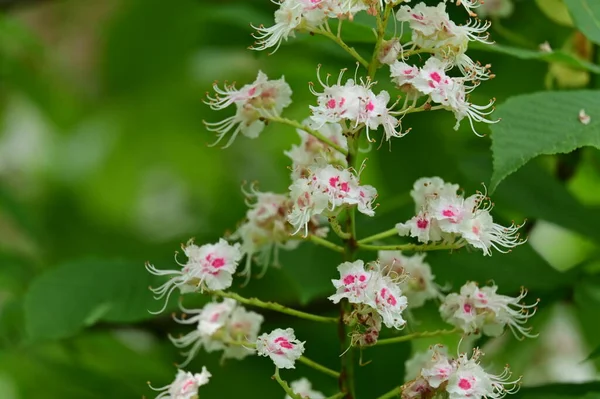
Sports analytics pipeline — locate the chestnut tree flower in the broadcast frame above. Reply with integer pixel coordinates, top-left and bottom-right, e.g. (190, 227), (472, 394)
(149, 368), (211, 399)
(256, 328), (306, 369)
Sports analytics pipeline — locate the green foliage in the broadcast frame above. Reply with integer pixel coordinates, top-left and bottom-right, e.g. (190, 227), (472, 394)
(564, 0), (600, 45)
(490, 90), (600, 191)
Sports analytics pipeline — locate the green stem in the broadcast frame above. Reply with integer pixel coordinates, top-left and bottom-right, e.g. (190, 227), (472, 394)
(268, 116), (349, 156)
(367, 4), (393, 79)
(308, 234), (345, 253)
(298, 356), (341, 378)
(211, 290), (338, 324)
(273, 368), (303, 399)
(358, 242), (464, 252)
(357, 228), (398, 244)
(375, 385), (402, 399)
(326, 393), (347, 399)
(375, 328), (460, 346)
(312, 27), (369, 68)
(329, 217), (351, 240)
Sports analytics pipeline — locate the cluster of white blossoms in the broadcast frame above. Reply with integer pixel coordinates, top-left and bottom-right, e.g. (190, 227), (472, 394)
(146, 239), (242, 313)
(251, 0), (372, 53)
(402, 346), (520, 399)
(396, 177), (525, 256)
(285, 119), (348, 179)
(204, 71), (292, 148)
(309, 67), (405, 142)
(378, 250), (443, 308)
(288, 164), (377, 236)
(440, 282), (539, 338)
(256, 328), (306, 369)
(169, 298), (264, 366)
(285, 378), (325, 399)
(149, 368), (211, 399)
(231, 184), (328, 282)
(330, 259), (408, 331)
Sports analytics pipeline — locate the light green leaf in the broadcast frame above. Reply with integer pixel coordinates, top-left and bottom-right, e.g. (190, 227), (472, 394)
(490, 90), (600, 192)
(565, 0), (600, 45)
(24, 259), (163, 340)
(469, 43), (600, 74)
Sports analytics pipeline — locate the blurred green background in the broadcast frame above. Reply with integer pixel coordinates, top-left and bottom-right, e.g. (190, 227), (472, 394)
(1, 0), (600, 397)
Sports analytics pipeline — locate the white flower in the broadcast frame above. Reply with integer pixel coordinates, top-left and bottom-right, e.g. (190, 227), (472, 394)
(390, 61), (420, 88)
(288, 164), (377, 236)
(204, 71), (292, 147)
(446, 349), (521, 399)
(285, 119), (348, 179)
(309, 67), (404, 142)
(379, 38), (402, 65)
(410, 176), (460, 211)
(231, 185), (323, 282)
(149, 368), (211, 399)
(285, 378), (326, 399)
(368, 274), (408, 329)
(329, 260), (373, 304)
(329, 260), (408, 330)
(378, 251), (442, 308)
(395, 177), (525, 255)
(223, 306), (265, 359)
(420, 345), (455, 388)
(169, 298), (264, 365)
(256, 328), (305, 369)
(251, 0), (368, 53)
(146, 239), (242, 313)
(440, 282), (538, 338)
(396, 3), (450, 38)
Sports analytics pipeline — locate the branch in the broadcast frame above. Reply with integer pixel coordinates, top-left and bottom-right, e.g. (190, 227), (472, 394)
(273, 368), (303, 399)
(375, 385), (402, 399)
(210, 290), (338, 324)
(307, 234), (345, 253)
(311, 27), (369, 68)
(298, 356), (340, 379)
(357, 242), (464, 252)
(375, 328), (460, 346)
(357, 228), (398, 244)
(268, 115), (349, 156)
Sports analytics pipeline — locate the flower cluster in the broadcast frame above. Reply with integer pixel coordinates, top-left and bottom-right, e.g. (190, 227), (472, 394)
(378, 250), (443, 308)
(288, 164), (377, 236)
(146, 239), (242, 313)
(403, 346), (521, 399)
(390, 57), (496, 135)
(440, 282), (538, 338)
(231, 184), (327, 282)
(204, 71), (292, 147)
(285, 119), (348, 179)
(310, 68), (404, 142)
(169, 298), (264, 366)
(330, 259), (408, 331)
(251, 0), (371, 53)
(395, 177), (525, 256)
(149, 368), (211, 399)
(285, 378), (325, 399)
(256, 328), (305, 369)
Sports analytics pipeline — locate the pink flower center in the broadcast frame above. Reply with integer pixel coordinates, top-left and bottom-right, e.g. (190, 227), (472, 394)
(442, 209), (455, 217)
(458, 378), (472, 390)
(359, 275), (366, 282)
(430, 72), (442, 83)
(326, 99), (337, 109)
(340, 182), (350, 192)
(343, 275), (356, 285)
(181, 379), (195, 393)
(463, 303), (472, 313)
(416, 218), (429, 229)
(329, 176), (340, 187)
(366, 101), (375, 112)
(274, 336), (294, 349)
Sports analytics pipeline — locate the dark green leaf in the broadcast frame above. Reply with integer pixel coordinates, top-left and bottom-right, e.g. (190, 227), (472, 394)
(24, 259), (162, 340)
(490, 90), (600, 191)
(564, 0), (600, 45)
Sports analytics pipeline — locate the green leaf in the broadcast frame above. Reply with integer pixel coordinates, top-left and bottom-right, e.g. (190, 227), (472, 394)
(470, 43), (600, 74)
(585, 344), (600, 361)
(24, 259), (163, 340)
(490, 90), (600, 192)
(565, 0), (600, 45)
